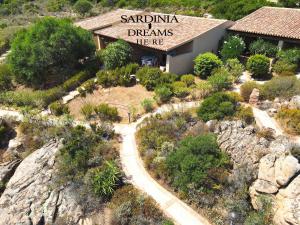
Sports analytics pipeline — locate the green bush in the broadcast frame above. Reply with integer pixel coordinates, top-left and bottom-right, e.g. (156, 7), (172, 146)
(141, 98), (155, 112)
(244, 197), (273, 225)
(49, 101), (69, 116)
(220, 35), (245, 60)
(81, 79), (96, 93)
(46, 0), (67, 12)
(172, 81), (190, 98)
(249, 39), (278, 57)
(101, 40), (133, 70)
(240, 81), (261, 102)
(166, 134), (229, 193)
(94, 103), (119, 121)
(0, 64), (13, 91)
(136, 66), (162, 91)
(276, 108), (300, 135)
(8, 17), (95, 87)
(247, 54), (270, 79)
(261, 76), (300, 100)
(236, 106), (254, 124)
(73, 0), (93, 15)
(63, 71), (92, 92)
(277, 48), (300, 64)
(197, 92), (237, 121)
(194, 52), (223, 79)
(80, 103), (94, 120)
(225, 58), (244, 81)
(97, 70), (116, 88)
(180, 74), (195, 86)
(90, 160), (122, 198)
(273, 60), (297, 76)
(207, 67), (232, 91)
(154, 86), (173, 103)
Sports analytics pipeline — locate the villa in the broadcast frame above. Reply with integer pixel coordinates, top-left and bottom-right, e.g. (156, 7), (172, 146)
(229, 7), (300, 49)
(75, 9), (233, 74)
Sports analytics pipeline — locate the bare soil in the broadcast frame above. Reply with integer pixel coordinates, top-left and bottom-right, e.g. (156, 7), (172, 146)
(67, 85), (155, 123)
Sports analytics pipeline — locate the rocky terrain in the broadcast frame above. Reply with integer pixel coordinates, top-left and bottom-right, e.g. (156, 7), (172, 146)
(214, 120), (300, 225)
(0, 140), (110, 225)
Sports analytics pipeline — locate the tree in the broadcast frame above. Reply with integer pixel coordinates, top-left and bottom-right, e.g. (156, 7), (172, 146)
(8, 17), (95, 87)
(212, 0), (271, 21)
(220, 35), (245, 60)
(249, 39), (278, 58)
(73, 0), (93, 15)
(101, 39), (133, 70)
(194, 52), (223, 79)
(247, 54), (270, 79)
(166, 134), (229, 193)
(197, 92), (237, 121)
(278, 0), (300, 7)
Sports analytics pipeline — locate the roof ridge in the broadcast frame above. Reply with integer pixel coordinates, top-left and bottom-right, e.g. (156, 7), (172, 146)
(262, 6), (300, 11)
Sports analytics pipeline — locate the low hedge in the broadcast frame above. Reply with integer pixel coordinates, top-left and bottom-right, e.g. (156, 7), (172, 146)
(0, 70), (94, 108)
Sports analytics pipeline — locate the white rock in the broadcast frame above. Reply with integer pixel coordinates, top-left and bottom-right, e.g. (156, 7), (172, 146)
(275, 155), (300, 186)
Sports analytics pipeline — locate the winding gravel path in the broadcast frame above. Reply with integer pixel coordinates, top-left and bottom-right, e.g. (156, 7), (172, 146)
(115, 101), (211, 225)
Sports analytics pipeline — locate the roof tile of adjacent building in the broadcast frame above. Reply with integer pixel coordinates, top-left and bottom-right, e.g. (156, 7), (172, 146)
(229, 7), (300, 41)
(75, 9), (231, 51)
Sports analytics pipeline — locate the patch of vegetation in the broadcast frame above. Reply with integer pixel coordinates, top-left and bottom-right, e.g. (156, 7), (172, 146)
(212, 0), (272, 21)
(0, 64), (13, 91)
(0, 119), (16, 149)
(73, 0), (93, 15)
(154, 86), (173, 104)
(49, 101), (69, 116)
(194, 52), (223, 79)
(94, 103), (119, 122)
(249, 39), (278, 58)
(197, 92), (237, 122)
(110, 185), (174, 225)
(166, 134), (230, 193)
(277, 48), (300, 64)
(240, 81), (261, 102)
(8, 17), (95, 87)
(141, 98), (155, 113)
(246, 54), (270, 79)
(100, 39), (133, 70)
(220, 35), (245, 61)
(97, 63), (139, 87)
(180, 74), (195, 87)
(276, 108), (300, 135)
(225, 58), (244, 82)
(207, 67), (232, 91)
(273, 60), (297, 76)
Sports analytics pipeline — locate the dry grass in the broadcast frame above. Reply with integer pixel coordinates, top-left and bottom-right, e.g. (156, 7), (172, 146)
(68, 85), (155, 123)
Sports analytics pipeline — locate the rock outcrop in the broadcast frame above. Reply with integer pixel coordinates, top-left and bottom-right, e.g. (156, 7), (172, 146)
(0, 140), (108, 225)
(249, 153), (300, 225)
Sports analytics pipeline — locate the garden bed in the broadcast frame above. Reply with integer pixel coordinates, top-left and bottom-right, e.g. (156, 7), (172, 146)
(67, 85), (155, 123)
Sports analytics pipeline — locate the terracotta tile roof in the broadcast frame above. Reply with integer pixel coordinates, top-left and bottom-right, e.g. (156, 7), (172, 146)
(75, 9), (143, 30)
(229, 7), (300, 41)
(75, 9), (231, 51)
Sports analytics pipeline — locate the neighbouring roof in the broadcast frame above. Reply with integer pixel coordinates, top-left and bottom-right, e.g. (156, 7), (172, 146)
(229, 7), (300, 41)
(75, 9), (231, 51)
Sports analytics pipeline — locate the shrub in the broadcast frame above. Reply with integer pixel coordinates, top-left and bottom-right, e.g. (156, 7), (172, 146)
(63, 71), (91, 92)
(236, 106), (254, 124)
(136, 66), (162, 91)
(101, 40), (133, 70)
(49, 101), (69, 116)
(118, 63), (139, 86)
(141, 98), (154, 112)
(194, 52), (223, 79)
(277, 48), (300, 64)
(172, 81), (190, 98)
(81, 79), (96, 93)
(73, 0), (93, 15)
(220, 35), (246, 60)
(249, 39), (278, 57)
(276, 108), (300, 135)
(247, 54), (270, 79)
(257, 128), (275, 141)
(154, 86), (173, 103)
(90, 160), (122, 198)
(207, 67), (232, 91)
(8, 17), (95, 87)
(80, 103), (94, 120)
(261, 76), (300, 100)
(240, 81), (261, 102)
(225, 58), (244, 81)
(180, 74), (195, 86)
(94, 103), (119, 122)
(0, 64), (12, 91)
(166, 134), (229, 193)
(273, 60), (297, 76)
(197, 92), (237, 122)
(96, 70), (117, 88)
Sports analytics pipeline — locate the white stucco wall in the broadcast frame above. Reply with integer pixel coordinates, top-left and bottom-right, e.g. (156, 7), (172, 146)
(166, 21), (234, 75)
